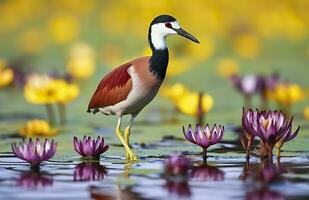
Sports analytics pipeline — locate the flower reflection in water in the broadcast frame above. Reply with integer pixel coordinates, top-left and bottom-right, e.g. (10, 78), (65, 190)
(255, 165), (284, 184)
(246, 188), (285, 200)
(241, 159), (285, 184)
(16, 170), (53, 190)
(191, 163), (225, 182)
(242, 159), (286, 200)
(73, 162), (107, 182)
(163, 155), (191, 197)
(164, 155), (191, 177)
(164, 180), (191, 197)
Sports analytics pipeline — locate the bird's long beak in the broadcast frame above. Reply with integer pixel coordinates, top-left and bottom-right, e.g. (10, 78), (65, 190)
(175, 28), (200, 44)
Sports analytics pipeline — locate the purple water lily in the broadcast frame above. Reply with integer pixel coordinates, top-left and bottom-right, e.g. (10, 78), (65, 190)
(241, 108), (257, 157)
(242, 109), (300, 158)
(11, 138), (56, 168)
(230, 74), (262, 96)
(73, 136), (109, 159)
(275, 126), (299, 157)
(229, 74), (262, 108)
(260, 73), (280, 95)
(183, 124), (224, 157)
(164, 155), (191, 177)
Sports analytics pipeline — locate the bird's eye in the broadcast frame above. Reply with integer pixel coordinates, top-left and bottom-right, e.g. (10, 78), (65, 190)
(165, 22), (172, 28)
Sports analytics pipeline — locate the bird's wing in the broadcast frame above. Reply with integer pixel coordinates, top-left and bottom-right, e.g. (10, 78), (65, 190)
(87, 62), (133, 112)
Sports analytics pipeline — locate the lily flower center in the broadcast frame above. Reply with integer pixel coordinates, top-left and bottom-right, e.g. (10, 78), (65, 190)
(262, 119), (270, 129)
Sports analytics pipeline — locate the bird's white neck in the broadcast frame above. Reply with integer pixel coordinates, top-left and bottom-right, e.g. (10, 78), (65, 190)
(148, 21), (179, 51)
(150, 28), (167, 50)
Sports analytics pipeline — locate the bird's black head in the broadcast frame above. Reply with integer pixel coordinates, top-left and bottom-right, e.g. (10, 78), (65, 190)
(150, 15), (177, 26)
(148, 14), (199, 51)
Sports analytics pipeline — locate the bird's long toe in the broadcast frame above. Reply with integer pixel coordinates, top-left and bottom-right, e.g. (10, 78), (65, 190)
(126, 151), (137, 161)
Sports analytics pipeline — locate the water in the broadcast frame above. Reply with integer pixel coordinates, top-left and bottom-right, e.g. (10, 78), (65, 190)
(0, 125), (308, 200)
(1, 150), (309, 200)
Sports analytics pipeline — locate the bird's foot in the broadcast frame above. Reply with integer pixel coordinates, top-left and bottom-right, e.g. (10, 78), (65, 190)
(124, 127), (136, 160)
(115, 128), (137, 161)
(126, 151), (137, 161)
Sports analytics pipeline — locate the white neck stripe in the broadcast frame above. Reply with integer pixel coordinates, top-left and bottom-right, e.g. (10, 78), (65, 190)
(150, 21), (178, 50)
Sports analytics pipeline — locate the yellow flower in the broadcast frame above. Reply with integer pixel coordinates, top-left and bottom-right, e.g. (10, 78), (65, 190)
(24, 74), (57, 104)
(176, 92), (214, 117)
(216, 58), (239, 77)
(273, 83), (306, 107)
(233, 33), (261, 59)
(0, 60), (14, 89)
(304, 107), (309, 121)
(24, 74), (79, 105)
(48, 15), (79, 44)
(19, 119), (58, 137)
(161, 84), (188, 102)
(52, 80), (80, 104)
(67, 42), (96, 79)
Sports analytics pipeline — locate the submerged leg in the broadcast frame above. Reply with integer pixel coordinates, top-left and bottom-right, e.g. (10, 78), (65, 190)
(115, 117), (137, 160)
(124, 115), (136, 159)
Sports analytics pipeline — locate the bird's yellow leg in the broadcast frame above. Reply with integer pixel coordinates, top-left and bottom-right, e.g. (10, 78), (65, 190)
(115, 117), (137, 160)
(124, 127), (130, 146)
(124, 115), (136, 159)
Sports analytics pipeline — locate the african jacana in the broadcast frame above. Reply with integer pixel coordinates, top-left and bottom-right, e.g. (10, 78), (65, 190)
(88, 15), (199, 160)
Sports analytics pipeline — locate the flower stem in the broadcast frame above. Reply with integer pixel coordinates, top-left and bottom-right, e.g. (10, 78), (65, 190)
(276, 155), (281, 166)
(30, 164), (40, 171)
(276, 147), (281, 157)
(261, 156), (273, 168)
(45, 104), (56, 125)
(202, 148), (208, 162)
(246, 134), (253, 158)
(57, 103), (66, 125)
(245, 155), (250, 166)
(260, 141), (268, 158)
(268, 149), (273, 160)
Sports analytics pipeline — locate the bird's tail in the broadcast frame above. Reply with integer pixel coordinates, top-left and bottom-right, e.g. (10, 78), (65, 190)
(87, 107), (99, 114)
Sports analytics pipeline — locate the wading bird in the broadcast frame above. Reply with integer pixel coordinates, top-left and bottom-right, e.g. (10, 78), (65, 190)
(87, 15), (199, 160)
